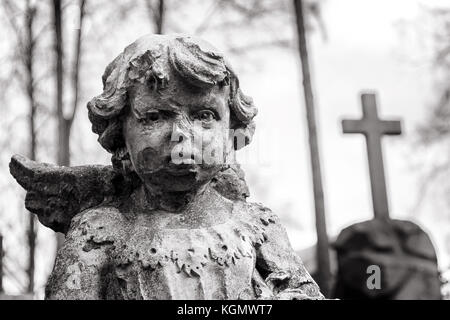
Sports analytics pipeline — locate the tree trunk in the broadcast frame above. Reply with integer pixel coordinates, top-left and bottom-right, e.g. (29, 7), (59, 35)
(25, 0), (37, 294)
(293, 0), (331, 297)
(52, 0), (67, 249)
(53, 0), (67, 163)
(53, 0), (86, 249)
(0, 236), (3, 293)
(69, 0), (86, 128)
(145, 0), (165, 34)
(155, 0), (164, 34)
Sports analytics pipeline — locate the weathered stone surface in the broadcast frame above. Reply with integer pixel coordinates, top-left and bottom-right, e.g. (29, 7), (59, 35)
(10, 34), (322, 300)
(333, 218), (442, 299)
(9, 155), (128, 234)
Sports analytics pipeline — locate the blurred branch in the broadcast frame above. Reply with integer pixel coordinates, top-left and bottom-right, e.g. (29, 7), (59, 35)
(195, 0), (225, 35)
(413, 8), (450, 217)
(225, 0), (280, 19)
(228, 39), (292, 55)
(418, 89), (450, 144)
(412, 157), (450, 214)
(1, 0), (25, 52)
(3, 260), (27, 293)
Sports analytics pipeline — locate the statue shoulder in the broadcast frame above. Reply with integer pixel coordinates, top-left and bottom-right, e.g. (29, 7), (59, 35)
(70, 205), (125, 232)
(65, 205), (126, 250)
(230, 201), (282, 248)
(9, 154), (135, 234)
(236, 201), (281, 225)
(46, 205), (125, 299)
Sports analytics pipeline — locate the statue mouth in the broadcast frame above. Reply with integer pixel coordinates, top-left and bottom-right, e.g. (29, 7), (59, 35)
(165, 162), (198, 176)
(138, 157), (199, 177)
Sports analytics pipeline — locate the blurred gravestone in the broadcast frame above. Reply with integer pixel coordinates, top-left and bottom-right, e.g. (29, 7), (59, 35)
(333, 93), (441, 300)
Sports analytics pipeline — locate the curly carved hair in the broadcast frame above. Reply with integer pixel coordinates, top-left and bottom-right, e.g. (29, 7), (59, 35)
(87, 34), (257, 172)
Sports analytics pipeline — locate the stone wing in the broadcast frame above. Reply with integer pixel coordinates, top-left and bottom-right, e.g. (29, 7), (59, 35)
(9, 154), (127, 234)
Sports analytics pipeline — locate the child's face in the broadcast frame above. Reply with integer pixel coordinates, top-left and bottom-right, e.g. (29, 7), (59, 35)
(123, 75), (233, 192)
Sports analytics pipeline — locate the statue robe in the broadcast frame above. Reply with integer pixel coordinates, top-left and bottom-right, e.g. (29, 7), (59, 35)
(46, 189), (322, 300)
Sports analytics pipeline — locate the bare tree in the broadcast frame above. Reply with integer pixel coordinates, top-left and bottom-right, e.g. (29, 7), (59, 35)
(0, 236), (3, 293)
(52, 0), (86, 167)
(414, 8), (450, 217)
(418, 8), (450, 146)
(407, 8), (450, 297)
(53, 0), (66, 167)
(23, 0), (37, 294)
(1, 0), (41, 294)
(293, 0), (331, 297)
(52, 0), (87, 248)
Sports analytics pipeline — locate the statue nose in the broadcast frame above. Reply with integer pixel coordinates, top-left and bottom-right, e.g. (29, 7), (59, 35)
(172, 120), (192, 141)
(175, 151), (196, 161)
(176, 131), (189, 143)
(170, 122), (201, 164)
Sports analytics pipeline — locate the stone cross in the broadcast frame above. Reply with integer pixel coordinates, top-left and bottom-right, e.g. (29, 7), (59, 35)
(342, 93), (401, 219)
(336, 93), (441, 300)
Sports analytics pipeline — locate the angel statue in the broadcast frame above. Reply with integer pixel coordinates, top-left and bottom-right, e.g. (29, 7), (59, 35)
(10, 34), (323, 300)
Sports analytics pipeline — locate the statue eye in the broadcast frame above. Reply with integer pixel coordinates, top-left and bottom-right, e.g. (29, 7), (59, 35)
(198, 110), (216, 122)
(145, 111), (161, 122)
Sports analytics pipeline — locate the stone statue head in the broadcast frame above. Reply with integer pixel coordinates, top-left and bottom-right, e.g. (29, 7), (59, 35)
(87, 34), (257, 192)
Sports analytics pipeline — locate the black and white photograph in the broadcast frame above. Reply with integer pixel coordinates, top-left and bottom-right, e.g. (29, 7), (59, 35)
(0, 0), (448, 305)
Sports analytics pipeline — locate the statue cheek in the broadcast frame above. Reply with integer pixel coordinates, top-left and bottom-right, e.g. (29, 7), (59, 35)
(201, 128), (227, 148)
(126, 123), (172, 156)
(135, 147), (163, 174)
(198, 131), (229, 166)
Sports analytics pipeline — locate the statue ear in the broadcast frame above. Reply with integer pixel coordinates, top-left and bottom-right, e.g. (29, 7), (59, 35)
(227, 80), (257, 151)
(112, 147), (135, 174)
(231, 122), (255, 150)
